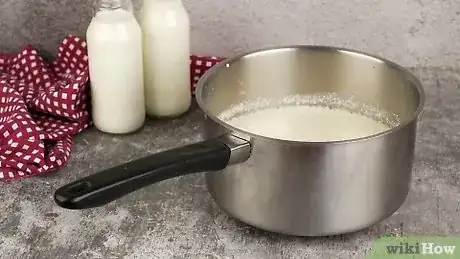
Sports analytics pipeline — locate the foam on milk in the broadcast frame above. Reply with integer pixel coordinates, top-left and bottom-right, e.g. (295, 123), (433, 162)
(218, 93), (400, 142)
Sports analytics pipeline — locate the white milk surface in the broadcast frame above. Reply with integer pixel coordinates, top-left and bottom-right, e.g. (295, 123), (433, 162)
(225, 105), (391, 142)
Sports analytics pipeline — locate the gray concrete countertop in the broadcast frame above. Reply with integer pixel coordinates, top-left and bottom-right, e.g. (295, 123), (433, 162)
(0, 67), (459, 259)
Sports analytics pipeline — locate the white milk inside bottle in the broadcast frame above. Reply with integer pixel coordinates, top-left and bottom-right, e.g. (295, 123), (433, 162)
(86, 0), (145, 134)
(140, 0), (192, 118)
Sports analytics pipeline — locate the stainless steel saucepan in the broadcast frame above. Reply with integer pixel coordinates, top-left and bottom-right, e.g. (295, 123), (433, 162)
(54, 46), (425, 236)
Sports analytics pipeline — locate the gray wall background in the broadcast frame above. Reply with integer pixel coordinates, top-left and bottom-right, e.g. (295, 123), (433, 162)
(0, 0), (458, 67)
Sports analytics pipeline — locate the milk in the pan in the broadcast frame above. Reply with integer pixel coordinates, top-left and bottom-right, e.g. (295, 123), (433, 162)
(220, 94), (398, 142)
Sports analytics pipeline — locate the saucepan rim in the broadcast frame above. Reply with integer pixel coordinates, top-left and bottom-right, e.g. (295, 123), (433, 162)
(195, 45), (426, 145)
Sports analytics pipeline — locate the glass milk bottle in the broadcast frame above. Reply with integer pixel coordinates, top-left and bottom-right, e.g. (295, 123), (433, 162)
(140, 0), (192, 118)
(86, 0), (146, 134)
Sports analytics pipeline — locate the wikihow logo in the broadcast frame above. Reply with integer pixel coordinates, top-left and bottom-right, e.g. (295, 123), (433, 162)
(366, 236), (459, 259)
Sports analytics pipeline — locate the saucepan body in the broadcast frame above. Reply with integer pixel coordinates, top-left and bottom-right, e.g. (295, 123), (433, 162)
(54, 46), (424, 236)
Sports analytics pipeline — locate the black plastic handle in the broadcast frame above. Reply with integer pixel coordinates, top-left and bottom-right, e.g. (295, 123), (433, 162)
(54, 138), (231, 210)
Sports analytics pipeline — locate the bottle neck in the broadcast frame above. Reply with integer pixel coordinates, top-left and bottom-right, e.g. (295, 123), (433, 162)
(96, 0), (133, 12)
(148, 0), (183, 7)
(155, 0), (183, 2)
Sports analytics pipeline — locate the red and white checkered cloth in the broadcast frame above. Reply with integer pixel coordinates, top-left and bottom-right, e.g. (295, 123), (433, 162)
(0, 35), (224, 181)
(190, 55), (224, 93)
(0, 35), (91, 181)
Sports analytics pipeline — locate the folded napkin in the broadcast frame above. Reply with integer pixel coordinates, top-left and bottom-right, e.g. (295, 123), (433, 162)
(0, 35), (224, 181)
(190, 55), (224, 94)
(0, 35), (91, 181)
